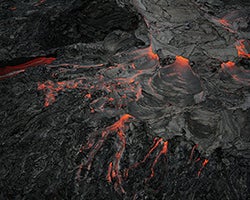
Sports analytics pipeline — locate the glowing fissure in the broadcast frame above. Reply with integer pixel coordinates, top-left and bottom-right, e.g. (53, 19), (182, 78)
(235, 40), (250, 59)
(124, 137), (163, 178)
(78, 114), (134, 193)
(198, 159), (209, 176)
(38, 79), (84, 107)
(221, 61), (235, 70)
(31, 40), (217, 192)
(212, 18), (235, 33)
(175, 56), (190, 67)
(125, 138), (169, 182)
(148, 141), (168, 180)
(0, 57), (56, 79)
(221, 61), (250, 85)
(115, 45), (159, 64)
(38, 63), (147, 108)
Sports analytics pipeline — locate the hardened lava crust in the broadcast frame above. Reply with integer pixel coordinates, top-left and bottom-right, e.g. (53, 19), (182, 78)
(0, 0), (250, 199)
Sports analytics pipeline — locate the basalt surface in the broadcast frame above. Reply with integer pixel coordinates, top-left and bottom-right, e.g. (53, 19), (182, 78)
(0, 0), (250, 199)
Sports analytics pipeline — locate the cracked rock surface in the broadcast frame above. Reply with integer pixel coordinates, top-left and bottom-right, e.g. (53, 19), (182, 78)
(0, 0), (250, 199)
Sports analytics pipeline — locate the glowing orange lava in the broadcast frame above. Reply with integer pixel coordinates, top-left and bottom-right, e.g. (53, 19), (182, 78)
(147, 45), (159, 60)
(78, 114), (134, 193)
(38, 79), (83, 107)
(235, 40), (250, 59)
(108, 114), (134, 131)
(175, 56), (190, 67)
(125, 138), (163, 177)
(148, 141), (168, 180)
(198, 159), (209, 176)
(221, 61), (235, 70)
(0, 57), (56, 79)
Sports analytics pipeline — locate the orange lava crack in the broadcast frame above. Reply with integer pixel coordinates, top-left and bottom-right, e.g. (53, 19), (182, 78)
(78, 114), (134, 193)
(198, 159), (209, 177)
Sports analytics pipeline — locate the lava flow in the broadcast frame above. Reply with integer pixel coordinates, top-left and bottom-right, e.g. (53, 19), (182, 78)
(124, 137), (163, 178)
(124, 137), (169, 182)
(198, 159), (209, 177)
(235, 40), (250, 59)
(148, 141), (168, 180)
(38, 79), (84, 107)
(78, 114), (134, 193)
(0, 57), (56, 79)
(37, 45), (160, 110)
(174, 55), (190, 68)
(2, 0), (250, 199)
(221, 61), (250, 85)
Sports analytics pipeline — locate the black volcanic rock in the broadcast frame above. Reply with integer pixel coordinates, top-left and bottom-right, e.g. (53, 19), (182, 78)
(0, 0), (250, 200)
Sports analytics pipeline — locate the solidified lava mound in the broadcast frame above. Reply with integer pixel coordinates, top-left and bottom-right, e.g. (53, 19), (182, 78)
(0, 0), (250, 199)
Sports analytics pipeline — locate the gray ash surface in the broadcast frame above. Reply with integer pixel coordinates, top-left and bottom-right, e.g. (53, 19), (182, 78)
(0, 0), (250, 199)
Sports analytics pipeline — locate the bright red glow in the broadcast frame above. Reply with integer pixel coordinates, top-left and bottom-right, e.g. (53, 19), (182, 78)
(38, 79), (83, 107)
(147, 46), (159, 60)
(235, 40), (250, 59)
(198, 159), (209, 176)
(78, 114), (134, 193)
(108, 114), (134, 132)
(221, 61), (235, 69)
(125, 138), (163, 176)
(143, 138), (163, 163)
(0, 57), (56, 78)
(175, 56), (190, 67)
(148, 141), (168, 179)
(217, 19), (230, 27)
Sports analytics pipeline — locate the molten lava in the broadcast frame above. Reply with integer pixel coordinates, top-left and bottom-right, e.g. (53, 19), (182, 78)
(78, 114), (134, 193)
(235, 40), (250, 59)
(125, 137), (163, 176)
(221, 61), (250, 85)
(198, 159), (209, 176)
(0, 57), (55, 79)
(38, 79), (83, 107)
(148, 141), (168, 180)
(125, 138), (170, 182)
(147, 45), (159, 60)
(221, 61), (235, 70)
(175, 56), (190, 67)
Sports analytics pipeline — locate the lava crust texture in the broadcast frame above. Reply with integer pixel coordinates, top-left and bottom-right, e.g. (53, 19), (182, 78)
(0, 0), (250, 199)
